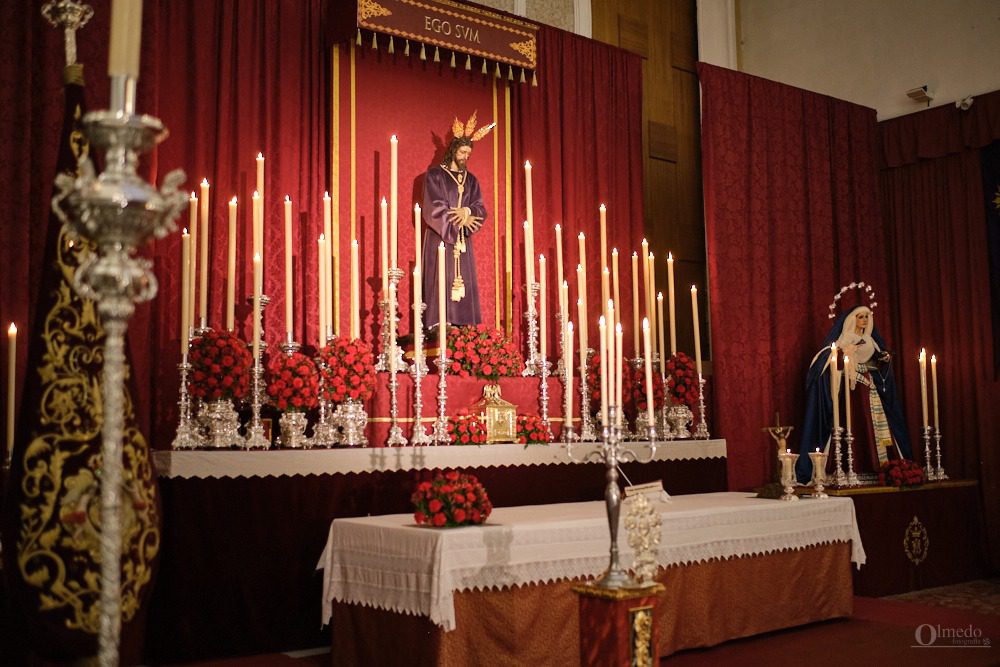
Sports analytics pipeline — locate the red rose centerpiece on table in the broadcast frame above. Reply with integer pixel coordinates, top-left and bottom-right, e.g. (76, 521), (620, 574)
(624, 362), (666, 415)
(448, 414), (488, 445)
(318, 336), (376, 405)
(879, 458), (925, 488)
(266, 351), (319, 412)
(446, 324), (523, 381)
(188, 329), (253, 401)
(516, 414), (552, 444)
(412, 470), (493, 527)
(664, 351), (700, 410)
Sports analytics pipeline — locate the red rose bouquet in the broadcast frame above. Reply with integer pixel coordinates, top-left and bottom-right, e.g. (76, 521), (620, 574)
(446, 324), (523, 381)
(664, 352), (700, 410)
(585, 352), (602, 414)
(188, 329), (253, 401)
(318, 336), (376, 404)
(879, 458), (925, 488)
(516, 414), (552, 444)
(412, 470), (493, 527)
(448, 414), (488, 445)
(624, 362), (666, 414)
(266, 351), (319, 412)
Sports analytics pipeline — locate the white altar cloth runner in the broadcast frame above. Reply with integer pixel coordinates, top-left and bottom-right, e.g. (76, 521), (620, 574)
(318, 492), (865, 631)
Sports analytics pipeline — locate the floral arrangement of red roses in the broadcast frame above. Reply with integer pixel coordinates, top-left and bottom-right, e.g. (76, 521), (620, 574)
(446, 324), (523, 381)
(664, 352), (700, 410)
(516, 414), (552, 444)
(266, 351), (319, 412)
(879, 458), (925, 488)
(188, 329), (253, 401)
(412, 470), (493, 527)
(448, 414), (488, 445)
(624, 362), (666, 413)
(317, 336), (376, 404)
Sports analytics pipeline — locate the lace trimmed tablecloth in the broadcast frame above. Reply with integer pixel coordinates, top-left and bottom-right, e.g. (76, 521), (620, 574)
(317, 492), (865, 631)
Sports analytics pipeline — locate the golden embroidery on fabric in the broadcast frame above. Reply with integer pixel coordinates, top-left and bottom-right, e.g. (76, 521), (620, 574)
(16, 226), (159, 634)
(903, 515), (929, 566)
(509, 39), (536, 65)
(631, 605), (654, 667)
(359, 0), (392, 21)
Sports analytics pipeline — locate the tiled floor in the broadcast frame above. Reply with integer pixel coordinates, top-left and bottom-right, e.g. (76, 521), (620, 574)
(887, 578), (1000, 616)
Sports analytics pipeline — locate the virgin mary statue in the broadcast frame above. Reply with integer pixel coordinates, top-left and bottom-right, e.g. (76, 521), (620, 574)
(796, 304), (914, 483)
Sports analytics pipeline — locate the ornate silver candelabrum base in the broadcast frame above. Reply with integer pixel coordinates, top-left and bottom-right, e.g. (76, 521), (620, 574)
(279, 411), (309, 449)
(831, 426), (847, 487)
(245, 363), (269, 450)
(667, 404), (693, 439)
(521, 283), (541, 376)
(693, 374), (709, 439)
(312, 398), (339, 447)
(843, 428), (859, 486)
(408, 336), (433, 446)
(203, 398), (243, 448)
(172, 358), (202, 449)
(432, 354), (450, 445)
(933, 429), (947, 480)
(335, 399), (368, 447)
(376, 268), (408, 373)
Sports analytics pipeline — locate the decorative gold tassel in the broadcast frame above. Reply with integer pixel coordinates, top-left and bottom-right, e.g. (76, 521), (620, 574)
(404, 40), (410, 57)
(508, 65), (514, 81)
(519, 68), (525, 84)
(420, 43), (426, 61)
(495, 63), (502, 78)
(482, 59), (488, 75)
(388, 36), (394, 54)
(465, 55), (472, 70)
(434, 46), (440, 63)
(356, 29), (362, 46)
(450, 51), (456, 68)
(372, 32), (378, 50)
(532, 71), (538, 87)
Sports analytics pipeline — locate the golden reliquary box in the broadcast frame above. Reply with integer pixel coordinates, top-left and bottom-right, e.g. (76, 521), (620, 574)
(472, 384), (517, 443)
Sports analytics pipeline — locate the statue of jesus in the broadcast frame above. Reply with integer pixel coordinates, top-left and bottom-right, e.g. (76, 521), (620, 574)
(421, 112), (494, 329)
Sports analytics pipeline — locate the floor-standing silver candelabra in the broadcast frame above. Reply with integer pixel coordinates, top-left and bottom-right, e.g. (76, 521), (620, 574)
(433, 345), (450, 444)
(578, 349), (597, 441)
(933, 427), (947, 480)
(52, 67), (187, 666)
(567, 404), (657, 589)
(522, 283), (540, 376)
(693, 374), (710, 439)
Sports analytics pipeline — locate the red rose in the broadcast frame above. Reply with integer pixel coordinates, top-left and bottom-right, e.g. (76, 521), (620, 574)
(433, 513), (447, 527)
(428, 499), (443, 513)
(453, 508), (467, 523)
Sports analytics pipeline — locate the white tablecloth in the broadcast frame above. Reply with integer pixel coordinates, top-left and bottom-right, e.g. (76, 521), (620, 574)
(153, 439), (727, 478)
(317, 492), (865, 631)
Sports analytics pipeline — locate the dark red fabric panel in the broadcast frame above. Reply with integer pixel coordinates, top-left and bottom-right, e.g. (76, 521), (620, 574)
(697, 63), (888, 491)
(512, 25), (646, 356)
(880, 88), (1000, 167)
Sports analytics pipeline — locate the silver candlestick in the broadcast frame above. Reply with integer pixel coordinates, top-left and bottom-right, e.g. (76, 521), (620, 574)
(538, 359), (553, 439)
(933, 428), (947, 480)
(561, 347), (577, 442)
(385, 366), (407, 447)
(831, 426), (847, 487)
(578, 348), (597, 441)
(244, 360), (269, 450)
(922, 425), (934, 481)
(432, 346), (450, 444)
(376, 268), (407, 373)
(171, 355), (201, 449)
(843, 426), (859, 486)
(312, 350), (338, 447)
(660, 373), (672, 440)
(555, 309), (566, 376)
(694, 374), (710, 439)
(522, 283), (541, 376)
(409, 302), (432, 446)
(568, 404), (657, 590)
(51, 63), (187, 666)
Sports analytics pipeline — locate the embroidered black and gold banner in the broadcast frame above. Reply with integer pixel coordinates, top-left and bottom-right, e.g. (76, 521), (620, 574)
(0, 63), (160, 663)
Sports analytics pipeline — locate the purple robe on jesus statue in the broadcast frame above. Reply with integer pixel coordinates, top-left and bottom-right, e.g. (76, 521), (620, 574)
(421, 164), (487, 328)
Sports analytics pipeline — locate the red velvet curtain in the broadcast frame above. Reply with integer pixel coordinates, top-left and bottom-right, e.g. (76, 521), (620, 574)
(697, 63), (888, 491)
(878, 90), (1000, 569)
(513, 25), (645, 357)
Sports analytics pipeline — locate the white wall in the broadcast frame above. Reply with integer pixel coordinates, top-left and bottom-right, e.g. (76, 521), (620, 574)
(728, 0), (1000, 119)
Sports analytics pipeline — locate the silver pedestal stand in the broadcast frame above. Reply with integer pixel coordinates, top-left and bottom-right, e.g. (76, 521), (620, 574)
(52, 73), (187, 666)
(172, 354), (202, 449)
(693, 374), (710, 439)
(521, 283), (540, 376)
(831, 426), (847, 487)
(244, 295), (270, 450)
(568, 404), (657, 589)
(432, 347), (450, 445)
(578, 349), (597, 441)
(933, 428), (948, 480)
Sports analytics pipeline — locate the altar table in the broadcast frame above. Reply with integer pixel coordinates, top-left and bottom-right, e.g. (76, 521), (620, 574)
(319, 493), (865, 665)
(145, 441), (727, 663)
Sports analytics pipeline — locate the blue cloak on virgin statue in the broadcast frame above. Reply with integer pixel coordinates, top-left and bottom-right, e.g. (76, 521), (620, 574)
(795, 305), (913, 483)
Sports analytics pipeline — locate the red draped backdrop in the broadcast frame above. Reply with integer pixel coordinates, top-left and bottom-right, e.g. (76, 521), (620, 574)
(697, 63), (888, 492)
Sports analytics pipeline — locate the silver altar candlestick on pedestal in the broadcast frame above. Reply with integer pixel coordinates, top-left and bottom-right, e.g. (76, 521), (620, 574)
(312, 345), (338, 447)
(376, 268), (408, 373)
(51, 54), (188, 667)
(808, 450), (829, 498)
(538, 359), (553, 439)
(561, 347), (577, 443)
(522, 283), (541, 376)
(568, 404), (657, 590)
(334, 399), (368, 447)
(933, 428), (947, 480)
(409, 302), (432, 446)
(831, 426), (847, 487)
(171, 354), (201, 449)
(384, 273), (407, 447)
(693, 374), (710, 439)
(777, 450), (800, 501)
(922, 425), (934, 481)
(386, 365), (407, 447)
(555, 309), (566, 376)
(244, 359), (269, 450)
(432, 345), (450, 444)
(843, 427), (859, 486)
(578, 349), (597, 441)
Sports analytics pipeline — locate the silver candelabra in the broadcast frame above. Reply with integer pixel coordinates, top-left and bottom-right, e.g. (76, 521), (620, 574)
(922, 425), (934, 481)
(843, 426), (859, 486)
(831, 426), (847, 487)
(51, 55), (187, 667)
(538, 359), (553, 439)
(933, 427), (947, 480)
(578, 348), (597, 441)
(409, 303), (432, 446)
(522, 283), (540, 376)
(171, 353), (201, 449)
(376, 268), (407, 373)
(694, 374), (710, 439)
(432, 343), (450, 444)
